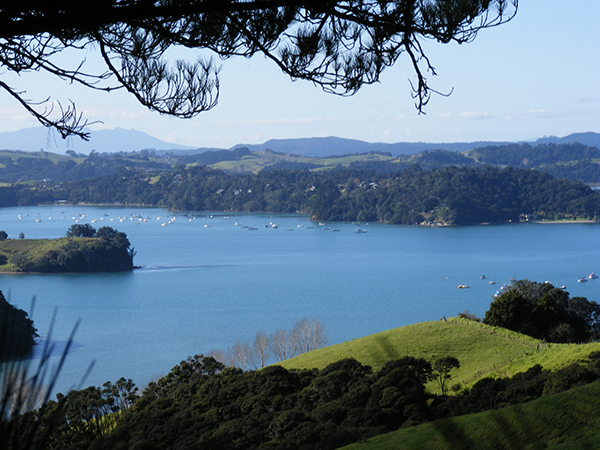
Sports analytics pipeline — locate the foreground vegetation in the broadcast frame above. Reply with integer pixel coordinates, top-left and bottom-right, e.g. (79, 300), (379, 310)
(8, 319), (599, 450)
(4, 282), (600, 449)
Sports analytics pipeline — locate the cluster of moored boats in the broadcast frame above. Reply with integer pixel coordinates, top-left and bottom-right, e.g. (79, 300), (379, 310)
(577, 272), (598, 283)
(458, 272), (597, 293)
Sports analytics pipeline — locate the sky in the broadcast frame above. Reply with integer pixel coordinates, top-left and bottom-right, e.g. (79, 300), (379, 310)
(0, 0), (599, 149)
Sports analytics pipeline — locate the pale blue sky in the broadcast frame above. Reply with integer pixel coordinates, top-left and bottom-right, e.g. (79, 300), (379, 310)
(0, 0), (598, 149)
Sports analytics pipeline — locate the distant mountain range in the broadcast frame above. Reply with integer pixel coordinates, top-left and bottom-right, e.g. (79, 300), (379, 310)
(0, 127), (195, 153)
(0, 126), (598, 158)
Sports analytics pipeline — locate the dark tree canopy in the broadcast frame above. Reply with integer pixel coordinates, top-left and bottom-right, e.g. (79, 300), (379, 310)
(0, 291), (38, 361)
(66, 223), (96, 238)
(0, 0), (517, 139)
(483, 280), (600, 343)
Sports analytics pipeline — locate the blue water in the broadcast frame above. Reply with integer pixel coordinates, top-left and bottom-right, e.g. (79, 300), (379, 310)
(1, 205), (599, 395)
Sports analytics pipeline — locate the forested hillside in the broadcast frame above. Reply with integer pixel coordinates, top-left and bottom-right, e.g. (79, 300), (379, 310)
(8, 165), (597, 225)
(1, 165), (599, 225)
(463, 142), (600, 183)
(1, 142), (600, 225)
(1, 141), (600, 183)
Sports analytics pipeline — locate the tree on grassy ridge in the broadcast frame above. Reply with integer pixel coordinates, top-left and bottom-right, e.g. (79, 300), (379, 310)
(483, 280), (600, 343)
(434, 356), (460, 396)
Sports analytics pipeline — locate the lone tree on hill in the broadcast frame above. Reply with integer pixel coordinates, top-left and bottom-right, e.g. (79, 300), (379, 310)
(433, 356), (460, 396)
(0, 0), (517, 139)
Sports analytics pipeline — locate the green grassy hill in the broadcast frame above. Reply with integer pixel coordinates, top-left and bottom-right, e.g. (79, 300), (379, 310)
(340, 379), (600, 450)
(0, 237), (75, 271)
(279, 318), (600, 394)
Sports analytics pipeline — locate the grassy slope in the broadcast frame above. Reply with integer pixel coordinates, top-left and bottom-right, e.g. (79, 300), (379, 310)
(0, 237), (93, 272)
(210, 151), (394, 173)
(340, 380), (600, 450)
(277, 319), (600, 449)
(279, 318), (600, 394)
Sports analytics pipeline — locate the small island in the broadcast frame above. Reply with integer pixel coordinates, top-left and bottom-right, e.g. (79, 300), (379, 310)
(0, 225), (136, 273)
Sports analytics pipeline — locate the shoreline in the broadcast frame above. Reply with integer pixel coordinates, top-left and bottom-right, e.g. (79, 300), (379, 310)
(6, 202), (600, 226)
(533, 219), (598, 224)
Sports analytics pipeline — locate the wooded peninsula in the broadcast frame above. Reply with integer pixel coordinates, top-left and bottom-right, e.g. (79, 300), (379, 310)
(1, 141), (599, 225)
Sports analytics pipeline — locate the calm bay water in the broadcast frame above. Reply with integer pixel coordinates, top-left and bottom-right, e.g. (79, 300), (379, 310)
(1, 205), (599, 395)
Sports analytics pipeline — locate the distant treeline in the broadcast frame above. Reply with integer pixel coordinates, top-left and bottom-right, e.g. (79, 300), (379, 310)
(9, 164), (597, 225)
(1, 164), (599, 225)
(1, 141), (600, 183)
(1, 142), (600, 225)
(0, 150), (170, 183)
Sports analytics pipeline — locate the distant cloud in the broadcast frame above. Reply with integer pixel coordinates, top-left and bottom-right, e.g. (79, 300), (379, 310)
(527, 109), (553, 115)
(83, 106), (150, 124)
(437, 111), (491, 120)
(215, 117), (337, 127)
(578, 96), (600, 103)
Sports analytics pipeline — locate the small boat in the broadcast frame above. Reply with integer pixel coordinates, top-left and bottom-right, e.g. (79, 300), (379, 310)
(354, 228), (367, 234)
(489, 280), (497, 285)
(332, 229), (341, 232)
(480, 275), (486, 279)
(577, 277), (588, 283)
(457, 284), (470, 289)
(589, 273), (598, 279)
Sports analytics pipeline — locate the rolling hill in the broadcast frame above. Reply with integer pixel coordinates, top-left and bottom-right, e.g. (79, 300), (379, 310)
(340, 379), (600, 450)
(279, 317), (600, 394)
